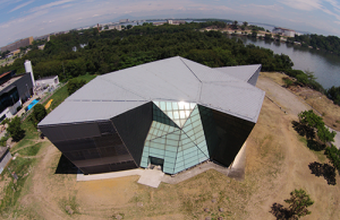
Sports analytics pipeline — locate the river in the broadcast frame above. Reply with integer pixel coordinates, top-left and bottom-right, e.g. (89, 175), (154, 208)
(233, 36), (340, 89)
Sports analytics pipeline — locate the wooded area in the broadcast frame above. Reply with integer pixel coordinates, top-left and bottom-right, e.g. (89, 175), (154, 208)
(290, 34), (340, 55)
(0, 21), (293, 82)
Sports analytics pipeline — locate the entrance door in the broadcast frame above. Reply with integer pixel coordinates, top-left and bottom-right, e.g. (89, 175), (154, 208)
(149, 156), (164, 170)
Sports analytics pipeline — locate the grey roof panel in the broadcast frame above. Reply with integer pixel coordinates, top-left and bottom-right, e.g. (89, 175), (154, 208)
(39, 56), (265, 127)
(100, 57), (202, 101)
(200, 82), (265, 122)
(68, 76), (147, 101)
(214, 64), (261, 83)
(39, 100), (148, 126)
(180, 57), (241, 83)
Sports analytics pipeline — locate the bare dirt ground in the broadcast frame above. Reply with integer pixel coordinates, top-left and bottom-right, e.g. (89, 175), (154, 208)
(9, 73), (340, 219)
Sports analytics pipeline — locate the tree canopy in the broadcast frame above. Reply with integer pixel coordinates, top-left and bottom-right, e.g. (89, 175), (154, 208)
(290, 34), (340, 55)
(33, 104), (47, 123)
(298, 110), (336, 144)
(7, 116), (25, 142)
(67, 78), (86, 95)
(0, 22), (294, 82)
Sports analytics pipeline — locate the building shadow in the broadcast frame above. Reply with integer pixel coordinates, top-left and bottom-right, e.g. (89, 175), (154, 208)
(55, 154), (80, 174)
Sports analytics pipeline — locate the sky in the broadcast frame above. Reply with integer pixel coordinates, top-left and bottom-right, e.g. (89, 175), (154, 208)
(1, 0), (340, 47)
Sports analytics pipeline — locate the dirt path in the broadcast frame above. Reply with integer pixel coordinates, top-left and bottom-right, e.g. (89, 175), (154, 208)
(256, 75), (311, 116)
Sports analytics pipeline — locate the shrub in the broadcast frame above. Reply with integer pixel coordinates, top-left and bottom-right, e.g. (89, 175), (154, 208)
(325, 145), (340, 174)
(67, 78), (86, 95)
(33, 104), (47, 123)
(7, 116), (25, 142)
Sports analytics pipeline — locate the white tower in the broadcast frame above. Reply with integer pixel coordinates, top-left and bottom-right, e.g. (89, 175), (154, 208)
(24, 60), (35, 87)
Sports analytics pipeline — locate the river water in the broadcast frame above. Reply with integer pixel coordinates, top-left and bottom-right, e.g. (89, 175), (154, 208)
(234, 36), (340, 89)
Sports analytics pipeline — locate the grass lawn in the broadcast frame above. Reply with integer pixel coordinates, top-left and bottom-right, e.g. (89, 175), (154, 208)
(0, 73), (97, 217)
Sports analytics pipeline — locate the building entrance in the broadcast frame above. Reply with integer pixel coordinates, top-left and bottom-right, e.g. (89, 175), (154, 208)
(149, 156), (164, 170)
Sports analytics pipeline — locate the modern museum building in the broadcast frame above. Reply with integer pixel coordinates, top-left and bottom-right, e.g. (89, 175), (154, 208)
(38, 57), (265, 175)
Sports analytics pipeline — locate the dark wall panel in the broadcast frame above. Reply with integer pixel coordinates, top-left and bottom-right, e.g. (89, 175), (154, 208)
(41, 120), (137, 174)
(80, 161), (137, 174)
(198, 105), (220, 157)
(15, 73), (33, 101)
(210, 110), (255, 167)
(112, 102), (153, 166)
(40, 122), (101, 143)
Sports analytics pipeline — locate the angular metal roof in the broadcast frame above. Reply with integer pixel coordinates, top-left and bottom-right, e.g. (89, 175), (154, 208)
(39, 56), (265, 127)
(214, 64), (261, 83)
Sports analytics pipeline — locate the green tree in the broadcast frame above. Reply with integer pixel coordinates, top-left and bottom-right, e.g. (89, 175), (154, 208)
(298, 110), (335, 144)
(298, 110), (324, 130)
(33, 104), (47, 123)
(7, 116), (25, 142)
(284, 189), (314, 219)
(243, 21), (248, 27)
(325, 145), (340, 173)
(251, 30), (257, 38)
(67, 78), (86, 95)
(232, 20), (238, 30)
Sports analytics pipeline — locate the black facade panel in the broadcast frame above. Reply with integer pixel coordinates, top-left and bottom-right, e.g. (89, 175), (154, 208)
(80, 160), (137, 174)
(112, 102), (153, 166)
(41, 120), (137, 174)
(198, 105), (220, 157)
(14, 73), (33, 101)
(40, 122), (101, 143)
(210, 109), (255, 167)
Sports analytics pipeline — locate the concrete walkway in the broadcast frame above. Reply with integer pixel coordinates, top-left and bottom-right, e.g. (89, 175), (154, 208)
(77, 168), (144, 181)
(137, 168), (164, 188)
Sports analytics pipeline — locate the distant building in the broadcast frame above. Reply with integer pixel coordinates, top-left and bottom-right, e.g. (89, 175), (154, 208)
(272, 27), (296, 37)
(153, 21), (167, 26)
(119, 19), (129, 23)
(153, 20), (186, 26)
(0, 71), (34, 121)
(171, 20), (186, 25)
(108, 25), (122, 31)
(35, 75), (59, 90)
(35, 34), (50, 41)
(38, 57), (265, 175)
(5, 49), (21, 58)
(38, 45), (45, 50)
(0, 147), (12, 174)
(1, 37), (33, 52)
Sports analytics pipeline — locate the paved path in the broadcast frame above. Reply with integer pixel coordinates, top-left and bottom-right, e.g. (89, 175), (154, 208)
(137, 169), (164, 188)
(77, 168), (144, 181)
(257, 76), (340, 149)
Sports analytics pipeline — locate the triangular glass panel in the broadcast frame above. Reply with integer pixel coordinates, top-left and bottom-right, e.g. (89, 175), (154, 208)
(153, 101), (196, 128)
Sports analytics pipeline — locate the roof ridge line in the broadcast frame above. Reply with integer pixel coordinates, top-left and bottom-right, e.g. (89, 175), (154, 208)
(97, 77), (148, 100)
(179, 58), (202, 83)
(179, 57), (203, 102)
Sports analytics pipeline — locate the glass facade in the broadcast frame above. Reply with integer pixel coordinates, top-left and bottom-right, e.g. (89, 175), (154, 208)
(53, 121), (137, 174)
(141, 102), (210, 174)
(0, 87), (19, 113)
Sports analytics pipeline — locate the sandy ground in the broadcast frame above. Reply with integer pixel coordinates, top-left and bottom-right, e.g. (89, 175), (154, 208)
(5, 73), (340, 219)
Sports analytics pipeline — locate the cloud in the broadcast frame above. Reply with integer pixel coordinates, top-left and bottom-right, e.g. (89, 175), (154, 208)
(243, 4), (282, 11)
(29, 0), (75, 13)
(1, 0), (340, 47)
(278, 0), (322, 11)
(9, 0), (34, 13)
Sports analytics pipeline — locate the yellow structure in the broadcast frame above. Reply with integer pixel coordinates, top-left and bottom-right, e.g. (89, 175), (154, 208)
(45, 99), (53, 109)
